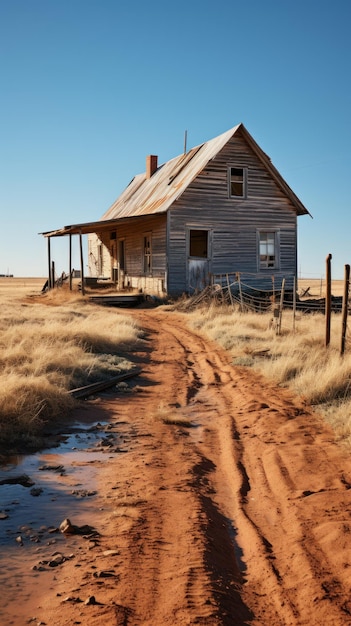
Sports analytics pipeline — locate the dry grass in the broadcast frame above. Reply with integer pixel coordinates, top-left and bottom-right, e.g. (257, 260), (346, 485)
(187, 293), (351, 447)
(3, 276), (351, 451)
(0, 278), (141, 452)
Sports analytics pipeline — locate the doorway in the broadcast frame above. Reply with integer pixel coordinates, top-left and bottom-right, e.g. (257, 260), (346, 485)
(187, 228), (211, 292)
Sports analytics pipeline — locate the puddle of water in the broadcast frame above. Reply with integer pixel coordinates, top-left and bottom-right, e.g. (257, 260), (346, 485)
(0, 419), (124, 624)
(0, 422), (111, 538)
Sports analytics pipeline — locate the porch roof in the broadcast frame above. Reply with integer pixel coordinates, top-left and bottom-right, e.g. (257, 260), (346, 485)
(39, 214), (146, 238)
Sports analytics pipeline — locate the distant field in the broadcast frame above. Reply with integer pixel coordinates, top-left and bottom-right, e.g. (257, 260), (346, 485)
(0, 276), (346, 300)
(298, 278), (344, 298)
(0, 276), (45, 292)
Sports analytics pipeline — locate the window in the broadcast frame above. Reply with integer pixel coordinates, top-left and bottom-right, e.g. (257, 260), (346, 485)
(229, 167), (246, 198)
(259, 232), (277, 269)
(143, 234), (152, 274)
(189, 230), (208, 258)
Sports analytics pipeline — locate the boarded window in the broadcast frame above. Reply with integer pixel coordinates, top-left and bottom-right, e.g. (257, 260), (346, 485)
(229, 167), (246, 197)
(189, 230), (208, 258)
(259, 232), (276, 268)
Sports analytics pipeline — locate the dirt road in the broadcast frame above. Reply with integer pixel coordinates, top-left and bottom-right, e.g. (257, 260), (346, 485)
(13, 308), (351, 624)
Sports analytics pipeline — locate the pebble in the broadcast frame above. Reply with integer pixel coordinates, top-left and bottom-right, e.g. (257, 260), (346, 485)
(59, 518), (75, 534)
(85, 596), (97, 605)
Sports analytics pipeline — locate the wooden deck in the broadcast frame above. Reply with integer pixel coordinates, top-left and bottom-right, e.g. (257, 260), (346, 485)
(88, 293), (144, 307)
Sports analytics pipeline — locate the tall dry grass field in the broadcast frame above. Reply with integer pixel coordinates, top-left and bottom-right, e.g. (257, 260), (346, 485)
(0, 278), (141, 453)
(187, 280), (351, 447)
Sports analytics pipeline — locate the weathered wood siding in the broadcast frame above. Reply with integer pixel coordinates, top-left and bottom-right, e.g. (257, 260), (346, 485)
(88, 214), (167, 294)
(168, 128), (298, 295)
(88, 234), (110, 277)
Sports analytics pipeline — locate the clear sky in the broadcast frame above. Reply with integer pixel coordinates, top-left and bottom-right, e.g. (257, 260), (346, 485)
(1, 0), (350, 280)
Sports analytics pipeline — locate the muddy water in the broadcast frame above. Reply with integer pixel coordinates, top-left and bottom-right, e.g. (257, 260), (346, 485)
(0, 419), (122, 625)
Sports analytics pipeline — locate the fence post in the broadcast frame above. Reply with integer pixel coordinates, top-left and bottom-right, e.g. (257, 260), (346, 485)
(340, 264), (350, 355)
(271, 275), (275, 305)
(293, 276), (296, 333)
(277, 278), (285, 335)
(237, 273), (244, 312)
(325, 253), (332, 347)
(226, 273), (234, 307)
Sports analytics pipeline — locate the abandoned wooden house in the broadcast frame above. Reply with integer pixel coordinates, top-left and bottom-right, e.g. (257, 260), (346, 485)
(41, 123), (311, 298)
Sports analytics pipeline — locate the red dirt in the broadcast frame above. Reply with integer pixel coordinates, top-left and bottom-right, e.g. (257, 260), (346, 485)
(6, 308), (351, 625)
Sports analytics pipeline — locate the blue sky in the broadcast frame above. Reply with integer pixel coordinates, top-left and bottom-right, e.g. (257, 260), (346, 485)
(1, 0), (350, 279)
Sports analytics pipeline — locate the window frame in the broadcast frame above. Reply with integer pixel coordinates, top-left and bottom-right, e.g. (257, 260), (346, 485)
(257, 230), (280, 270)
(228, 166), (247, 199)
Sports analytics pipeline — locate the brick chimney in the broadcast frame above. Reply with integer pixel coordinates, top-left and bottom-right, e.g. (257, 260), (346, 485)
(146, 155), (158, 179)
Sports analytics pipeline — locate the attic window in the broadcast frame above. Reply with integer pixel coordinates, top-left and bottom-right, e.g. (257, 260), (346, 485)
(229, 167), (246, 198)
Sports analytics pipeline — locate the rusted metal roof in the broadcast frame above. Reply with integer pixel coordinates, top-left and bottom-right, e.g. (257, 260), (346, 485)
(41, 123), (310, 238)
(101, 122), (310, 220)
(101, 126), (238, 221)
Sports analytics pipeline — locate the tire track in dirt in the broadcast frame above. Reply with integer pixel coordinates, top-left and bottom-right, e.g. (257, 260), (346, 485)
(157, 315), (298, 624)
(32, 308), (351, 625)
(122, 312), (252, 625)
(137, 310), (351, 625)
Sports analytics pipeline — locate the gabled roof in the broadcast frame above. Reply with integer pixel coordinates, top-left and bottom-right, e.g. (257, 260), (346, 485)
(102, 122), (310, 220)
(41, 123), (310, 238)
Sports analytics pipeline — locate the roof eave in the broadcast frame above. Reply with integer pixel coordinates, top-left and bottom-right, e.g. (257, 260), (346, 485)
(238, 124), (312, 217)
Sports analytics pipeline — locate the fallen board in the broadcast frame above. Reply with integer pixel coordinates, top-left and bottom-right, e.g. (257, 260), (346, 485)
(89, 294), (144, 307)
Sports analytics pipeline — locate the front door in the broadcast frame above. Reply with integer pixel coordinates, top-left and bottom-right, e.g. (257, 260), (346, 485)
(187, 229), (211, 293)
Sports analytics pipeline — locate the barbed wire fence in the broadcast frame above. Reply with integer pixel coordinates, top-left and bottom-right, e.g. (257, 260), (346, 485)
(181, 259), (351, 354)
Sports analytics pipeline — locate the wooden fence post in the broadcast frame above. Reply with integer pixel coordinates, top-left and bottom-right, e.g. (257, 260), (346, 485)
(237, 273), (244, 311)
(271, 275), (275, 305)
(226, 273), (234, 307)
(293, 276), (296, 333)
(277, 278), (285, 335)
(325, 254), (332, 347)
(340, 264), (350, 355)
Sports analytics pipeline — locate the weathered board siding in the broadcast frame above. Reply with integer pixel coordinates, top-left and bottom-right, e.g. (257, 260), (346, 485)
(88, 214), (167, 295)
(167, 129), (298, 295)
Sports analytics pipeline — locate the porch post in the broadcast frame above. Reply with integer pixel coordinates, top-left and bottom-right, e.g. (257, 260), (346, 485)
(79, 231), (85, 296)
(47, 237), (52, 289)
(69, 234), (72, 291)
